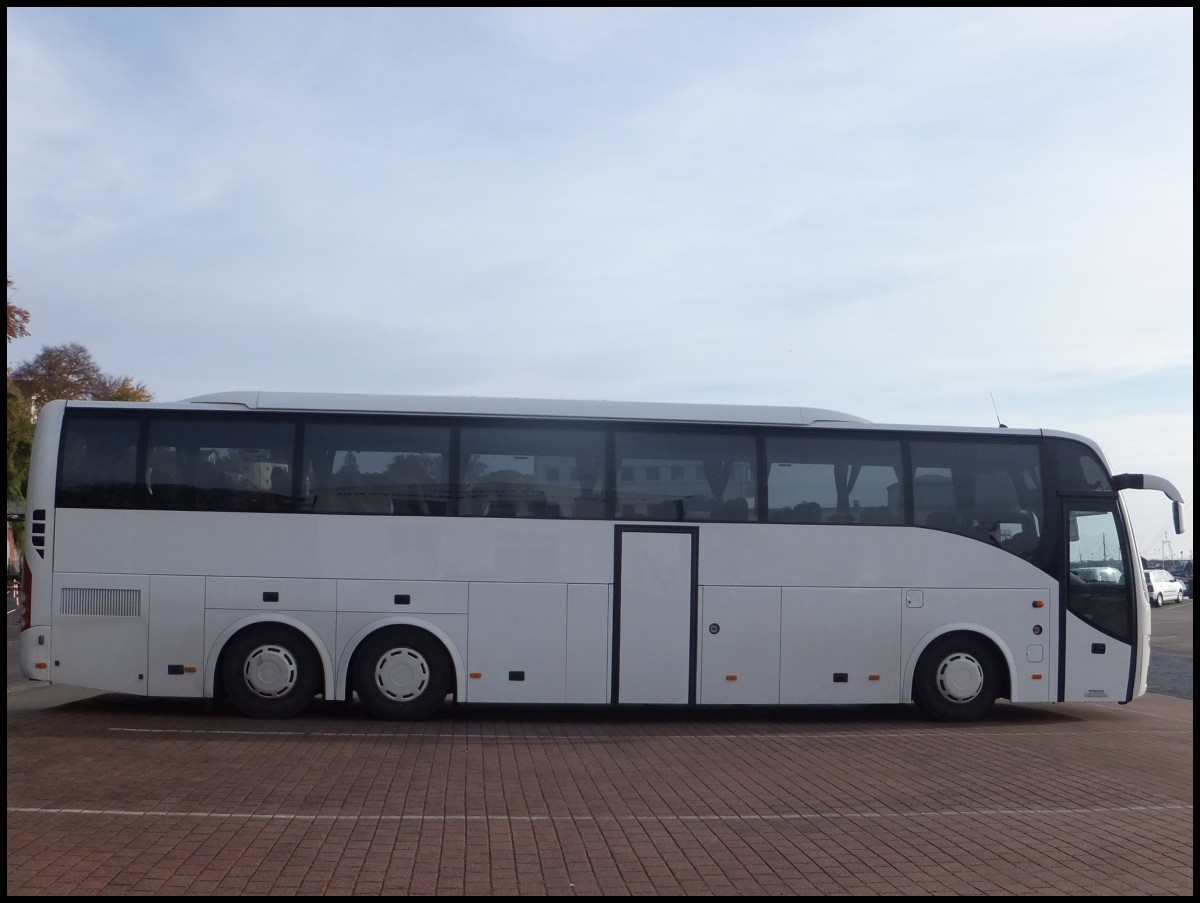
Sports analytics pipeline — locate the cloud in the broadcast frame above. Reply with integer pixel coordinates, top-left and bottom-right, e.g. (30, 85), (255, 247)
(6, 8), (1192, 550)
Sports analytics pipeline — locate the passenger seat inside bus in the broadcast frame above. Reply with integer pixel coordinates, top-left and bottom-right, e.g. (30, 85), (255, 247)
(78, 444), (137, 507)
(649, 499), (685, 521)
(858, 507), (900, 525)
(1002, 529), (1040, 558)
(971, 472), (1037, 550)
(784, 502), (822, 523)
(390, 485), (430, 516)
(459, 487), (491, 516)
(924, 511), (962, 533)
(572, 492), (605, 519)
(269, 467), (291, 506)
(146, 453), (185, 507)
(711, 497), (749, 521)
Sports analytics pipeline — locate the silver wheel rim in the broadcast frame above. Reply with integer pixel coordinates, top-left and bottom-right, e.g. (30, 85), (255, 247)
(934, 652), (985, 704)
(243, 644), (299, 698)
(373, 647), (431, 702)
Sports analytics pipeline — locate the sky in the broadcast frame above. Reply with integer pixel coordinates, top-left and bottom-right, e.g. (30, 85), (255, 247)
(6, 7), (1193, 558)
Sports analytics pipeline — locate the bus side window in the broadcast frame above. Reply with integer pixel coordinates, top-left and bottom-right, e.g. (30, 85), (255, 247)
(572, 491), (605, 519)
(58, 415), (140, 509)
(147, 447), (186, 507)
(1002, 528), (1039, 558)
(911, 443), (1044, 557)
(924, 511), (962, 533)
(460, 425), (605, 520)
(859, 507), (899, 525)
(83, 443), (138, 508)
(765, 436), (902, 527)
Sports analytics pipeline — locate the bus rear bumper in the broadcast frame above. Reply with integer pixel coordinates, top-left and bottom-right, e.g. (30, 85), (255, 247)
(19, 626), (53, 681)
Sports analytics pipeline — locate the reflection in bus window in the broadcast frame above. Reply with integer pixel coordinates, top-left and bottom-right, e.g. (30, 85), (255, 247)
(460, 426), (605, 519)
(766, 436), (902, 525)
(615, 431), (755, 521)
(910, 440), (1043, 562)
(147, 418), (295, 512)
(304, 421), (450, 515)
(58, 414), (140, 508)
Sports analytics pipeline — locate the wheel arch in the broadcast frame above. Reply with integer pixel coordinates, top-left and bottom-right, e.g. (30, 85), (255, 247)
(904, 624), (1015, 703)
(337, 617), (464, 703)
(207, 615), (334, 701)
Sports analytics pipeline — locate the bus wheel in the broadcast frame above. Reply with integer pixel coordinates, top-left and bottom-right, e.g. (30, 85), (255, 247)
(913, 634), (999, 722)
(221, 626), (321, 719)
(354, 630), (451, 720)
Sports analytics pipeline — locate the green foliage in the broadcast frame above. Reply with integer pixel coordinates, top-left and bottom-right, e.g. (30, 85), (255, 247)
(102, 375), (154, 402)
(385, 453), (441, 484)
(11, 342), (105, 409)
(7, 379), (34, 500)
(5, 282), (155, 502)
(7, 276), (30, 343)
(334, 451), (361, 486)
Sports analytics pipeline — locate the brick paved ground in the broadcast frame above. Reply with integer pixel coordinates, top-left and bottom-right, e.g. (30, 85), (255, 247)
(6, 693), (1193, 895)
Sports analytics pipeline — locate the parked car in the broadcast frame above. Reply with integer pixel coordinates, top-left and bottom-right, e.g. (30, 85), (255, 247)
(1144, 568), (1186, 607)
(1168, 564), (1193, 598)
(1071, 566), (1124, 584)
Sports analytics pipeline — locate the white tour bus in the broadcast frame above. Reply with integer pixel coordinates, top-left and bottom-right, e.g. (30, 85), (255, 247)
(19, 392), (1185, 722)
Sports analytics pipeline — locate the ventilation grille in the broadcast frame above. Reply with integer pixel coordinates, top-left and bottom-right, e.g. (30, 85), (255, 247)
(59, 588), (142, 618)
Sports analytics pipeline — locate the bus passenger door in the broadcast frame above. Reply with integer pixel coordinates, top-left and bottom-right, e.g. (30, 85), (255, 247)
(1061, 501), (1139, 703)
(613, 526), (698, 704)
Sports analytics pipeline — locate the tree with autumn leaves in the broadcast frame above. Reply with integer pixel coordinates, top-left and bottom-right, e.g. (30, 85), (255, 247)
(7, 276), (153, 500)
(7, 278), (35, 502)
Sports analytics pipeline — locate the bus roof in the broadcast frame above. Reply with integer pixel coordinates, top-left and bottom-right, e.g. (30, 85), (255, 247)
(66, 391), (1073, 442)
(181, 391), (872, 427)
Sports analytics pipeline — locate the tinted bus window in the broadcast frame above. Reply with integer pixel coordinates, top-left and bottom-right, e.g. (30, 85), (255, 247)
(911, 440), (1043, 555)
(460, 426), (606, 518)
(1053, 439), (1113, 492)
(615, 430), (755, 521)
(304, 420), (451, 515)
(147, 417), (295, 512)
(58, 413), (141, 508)
(766, 435), (902, 524)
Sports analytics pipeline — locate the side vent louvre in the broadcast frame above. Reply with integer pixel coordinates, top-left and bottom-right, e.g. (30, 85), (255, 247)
(31, 510), (47, 559)
(60, 588), (142, 617)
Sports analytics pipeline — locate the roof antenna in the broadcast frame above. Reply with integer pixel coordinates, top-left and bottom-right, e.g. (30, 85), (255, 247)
(990, 393), (1007, 428)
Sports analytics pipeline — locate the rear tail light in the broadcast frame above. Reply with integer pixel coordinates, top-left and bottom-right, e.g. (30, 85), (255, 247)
(20, 559), (32, 630)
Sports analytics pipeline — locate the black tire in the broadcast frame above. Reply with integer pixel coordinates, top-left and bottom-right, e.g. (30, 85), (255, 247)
(913, 634), (1000, 722)
(353, 629), (451, 720)
(1152, 593), (1163, 609)
(221, 626), (321, 719)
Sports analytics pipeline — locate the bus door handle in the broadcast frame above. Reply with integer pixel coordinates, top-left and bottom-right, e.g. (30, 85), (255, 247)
(906, 590), (924, 608)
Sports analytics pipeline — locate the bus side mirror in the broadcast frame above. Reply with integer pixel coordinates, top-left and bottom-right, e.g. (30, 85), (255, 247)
(1068, 515), (1080, 542)
(1173, 501), (1186, 535)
